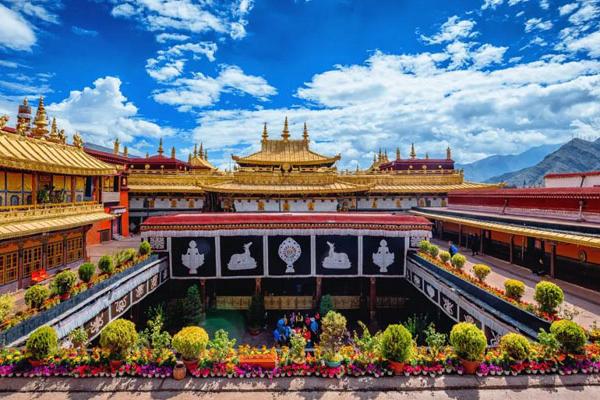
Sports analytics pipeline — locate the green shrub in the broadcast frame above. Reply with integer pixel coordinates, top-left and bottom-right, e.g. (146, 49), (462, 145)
(424, 323), (447, 357)
(208, 329), (236, 363)
(289, 332), (307, 364)
(472, 264), (491, 282)
(428, 244), (440, 258)
(172, 326), (209, 361)
(319, 294), (334, 316)
(98, 255), (114, 275)
(50, 270), (77, 296)
(139, 240), (152, 256)
(500, 333), (530, 360)
(320, 311), (347, 362)
(0, 293), (14, 322)
(381, 323), (413, 362)
(26, 326), (58, 360)
(24, 285), (50, 309)
(449, 322), (487, 362)
(78, 262), (96, 283)
(439, 251), (451, 264)
(418, 240), (431, 253)
(115, 248), (136, 266)
(537, 329), (560, 359)
(99, 319), (138, 358)
(68, 327), (88, 349)
(504, 279), (525, 301)
(534, 281), (564, 314)
(451, 254), (467, 270)
(550, 320), (587, 354)
(247, 294), (265, 330)
(182, 284), (204, 326)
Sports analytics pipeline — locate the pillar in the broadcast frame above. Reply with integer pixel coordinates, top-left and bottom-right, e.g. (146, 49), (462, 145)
(550, 242), (556, 278)
(17, 241), (24, 289)
(71, 176), (76, 203)
(369, 277), (377, 321)
(254, 277), (262, 296)
(31, 172), (37, 206)
(509, 234), (514, 264)
(200, 279), (207, 313)
(315, 277), (322, 308)
(479, 229), (484, 254)
(458, 224), (462, 247)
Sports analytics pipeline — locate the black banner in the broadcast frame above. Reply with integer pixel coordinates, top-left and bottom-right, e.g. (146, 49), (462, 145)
(268, 236), (311, 276)
(315, 235), (358, 276)
(220, 236), (264, 277)
(171, 237), (217, 278)
(362, 236), (405, 276)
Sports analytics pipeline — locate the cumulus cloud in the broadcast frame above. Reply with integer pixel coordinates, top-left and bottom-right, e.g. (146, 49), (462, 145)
(155, 33), (190, 43)
(71, 26), (99, 37)
(524, 18), (553, 33)
(559, 3), (579, 15)
(145, 41), (218, 82)
(566, 30), (600, 57)
(0, 4), (36, 51)
(421, 16), (477, 45)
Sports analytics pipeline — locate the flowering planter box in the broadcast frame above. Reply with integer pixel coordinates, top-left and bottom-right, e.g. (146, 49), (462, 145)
(238, 354), (278, 369)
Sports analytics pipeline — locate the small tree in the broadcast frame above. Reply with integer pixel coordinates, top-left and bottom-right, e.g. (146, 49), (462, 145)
(320, 311), (347, 363)
(78, 262), (96, 284)
(381, 323), (413, 362)
(26, 326), (58, 361)
(68, 327), (88, 349)
(0, 294), (14, 322)
(550, 320), (587, 354)
(319, 294), (334, 316)
(449, 322), (486, 362)
(500, 333), (530, 361)
(98, 255), (115, 275)
(182, 285), (203, 326)
(289, 332), (307, 364)
(451, 254), (467, 270)
(424, 323), (447, 358)
(50, 270), (77, 297)
(504, 279), (525, 301)
(100, 319), (138, 359)
(24, 285), (50, 310)
(208, 329), (236, 363)
(418, 240), (430, 253)
(439, 251), (451, 264)
(534, 281), (564, 314)
(472, 264), (491, 282)
(139, 240), (152, 256)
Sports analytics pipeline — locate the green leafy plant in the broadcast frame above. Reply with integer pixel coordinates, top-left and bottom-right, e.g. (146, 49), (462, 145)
(208, 329), (236, 363)
(500, 333), (530, 361)
(534, 281), (564, 314)
(550, 320), (587, 354)
(0, 293), (14, 322)
(172, 326), (209, 361)
(139, 305), (171, 354)
(26, 326), (58, 360)
(403, 314), (430, 342)
(247, 294), (265, 331)
(451, 254), (467, 270)
(319, 294), (334, 316)
(439, 250), (451, 264)
(98, 255), (115, 275)
(50, 270), (77, 296)
(99, 319), (138, 359)
(320, 310), (347, 362)
(449, 322), (486, 362)
(418, 240), (430, 253)
(504, 279), (525, 301)
(352, 321), (382, 361)
(68, 327), (88, 349)
(289, 332), (307, 364)
(114, 248), (137, 267)
(424, 323), (447, 357)
(182, 285), (203, 326)
(139, 240), (152, 256)
(537, 329), (560, 359)
(428, 244), (440, 258)
(78, 262), (96, 284)
(24, 285), (50, 310)
(472, 264), (491, 282)
(381, 323), (413, 362)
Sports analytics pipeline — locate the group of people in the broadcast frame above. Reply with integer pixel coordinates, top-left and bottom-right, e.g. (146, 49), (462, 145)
(273, 312), (320, 347)
(448, 234), (480, 257)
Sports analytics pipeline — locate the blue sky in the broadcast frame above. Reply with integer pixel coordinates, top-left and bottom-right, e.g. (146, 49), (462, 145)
(0, 0), (599, 170)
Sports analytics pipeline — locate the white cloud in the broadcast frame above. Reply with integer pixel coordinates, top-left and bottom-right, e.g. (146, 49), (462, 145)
(0, 4), (36, 51)
(539, 0), (549, 10)
(421, 16), (477, 45)
(5, 0), (61, 25)
(72, 26), (99, 37)
(566, 30), (600, 57)
(471, 44), (508, 69)
(146, 59), (185, 82)
(568, 2), (599, 25)
(156, 33), (190, 43)
(525, 18), (553, 32)
(559, 3), (579, 15)
(145, 41), (218, 82)
(482, 0), (528, 9)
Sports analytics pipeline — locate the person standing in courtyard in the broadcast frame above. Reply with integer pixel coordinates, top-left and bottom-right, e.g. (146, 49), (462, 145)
(448, 241), (458, 257)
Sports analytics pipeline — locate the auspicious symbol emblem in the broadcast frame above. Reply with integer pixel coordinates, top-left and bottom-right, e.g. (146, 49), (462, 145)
(135, 284), (145, 299)
(149, 237), (165, 250)
(278, 237), (301, 273)
(150, 275), (158, 289)
(322, 241), (351, 270)
(413, 274), (421, 286)
(88, 315), (104, 335)
(425, 284), (436, 299)
(372, 239), (395, 273)
(182, 240), (205, 274)
(227, 242), (257, 271)
(464, 314), (475, 324)
(442, 298), (455, 315)
(115, 297), (128, 314)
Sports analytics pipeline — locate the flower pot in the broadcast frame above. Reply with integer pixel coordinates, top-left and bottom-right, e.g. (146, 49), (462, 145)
(109, 360), (123, 370)
(388, 360), (405, 375)
(325, 360), (341, 368)
(460, 359), (481, 375)
(28, 359), (43, 368)
(173, 362), (186, 380)
(59, 293), (70, 301)
(182, 359), (198, 372)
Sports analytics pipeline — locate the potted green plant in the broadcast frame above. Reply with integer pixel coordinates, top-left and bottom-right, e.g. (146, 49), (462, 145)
(381, 323), (413, 374)
(550, 320), (587, 357)
(319, 294), (334, 316)
(472, 264), (491, 283)
(98, 255), (115, 275)
(99, 318), (138, 369)
(289, 332), (307, 365)
(0, 293), (14, 327)
(139, 240), (152, 256)
(51, 270), (77, 301)
(504, 279), (525, 301)
(68, 327), (89, 350)
(449, 322), (487, 374)
(208, 329), (236, 365)
(172, 326), (209, 371)
(78, 262), (96, 286)
(26, 325), (58, 367)
(428, 244), (440, 258)
(499, 333), (530, 362)
(24, 284), (50, 310)
(247, 294), (265, 335)
(439, 250), (451, 264)
(534, 281), (564, 315)
(319, 311), (347, 367)
(450, 254), (467, 270)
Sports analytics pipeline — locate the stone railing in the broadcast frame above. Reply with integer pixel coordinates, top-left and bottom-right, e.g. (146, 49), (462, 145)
(0, 201), (105, 224)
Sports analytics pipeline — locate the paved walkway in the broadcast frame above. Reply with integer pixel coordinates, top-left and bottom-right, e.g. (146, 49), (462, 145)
(432, 239), (600, 329)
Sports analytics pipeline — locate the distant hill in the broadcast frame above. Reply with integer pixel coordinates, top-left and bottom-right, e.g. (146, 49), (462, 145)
(486, 138), (600, 187)
(457, 143), (562, 182)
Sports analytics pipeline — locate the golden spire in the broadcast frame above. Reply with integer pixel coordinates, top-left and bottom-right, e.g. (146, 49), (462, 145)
(123, 146), (128, 157)
(72, 132), (83, 149)
(410, 143), (416, 159)
(0, 115), (8, 129)
(113, 138), (120, 154)
(193, 143), (198, 158)
(16, 121), (27, 136)
(425, 152), (429, 159)
(396, 147), (401, 160)
(446, 146), (452, 160)
(157, 137), (164, 156)
(171, 146), (176, 159)
(373, 153), (377, 163)
(32, 96), (49, 139)
(48, 117), (59, 142)
(204, 149), (208, 160)
(262, 122), (268, 143)
(303, 122), (309, 142)
(188, 153), (192, 163)
(199, 143), (204, 159)
(282, 117), (290, 141)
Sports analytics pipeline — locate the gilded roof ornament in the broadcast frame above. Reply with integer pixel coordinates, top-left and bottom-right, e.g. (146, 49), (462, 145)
(193, 144), (198, 158)
(58, 129), (66, 143)
(16, 121), (27, 136)
(199, 143), (204, 159)
(410, 143), (416, 159)
(446, 146), (452, 160)
(396, 147), (401, 160)
(72, 132), (83, 149)
(48, 117), (60, 142)
(303, 122), (309, 142)
(114, 138), (120, 154)
(171, 146), (176, 159)
(0, 115), (8, 129)
(262, 122), (268, 143)
(188, 153), (192, 163)
(31, 96), (49, 139)
(157, 137), (164, 156)
(123, 145), (128, 157)
(282, 117), (290, 141)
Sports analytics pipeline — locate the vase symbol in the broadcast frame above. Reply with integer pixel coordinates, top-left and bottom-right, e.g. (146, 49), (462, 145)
(278, 237), (301, 273)
(372, 239), (395, 273)
(182, 240), (205, 274)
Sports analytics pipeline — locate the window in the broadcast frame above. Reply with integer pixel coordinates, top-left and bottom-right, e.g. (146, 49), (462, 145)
(66, 236), (83, 263)
(0, 251), (18, 285)
(10, 195), (19, 206)
(23, 246), (43, 277)
(47, 241), (63, 269)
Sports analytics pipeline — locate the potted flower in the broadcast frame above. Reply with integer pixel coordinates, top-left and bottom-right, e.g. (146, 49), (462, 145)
(381, 323), (413, 374)
(0, 293), (14, 328)
(26, 325), (58, 367)
(550, 320), (587, 359)
(99, 318), (139, 369)
(24, 284), (50, 310)
(534, 282), (564, 316)
(98, 255), (115, 275)
(449, 322), (487, 374)
(247, 294), (265, 335)
(172, 326), (209, 371)
(51, 270), (77, 301)
(320, 311), (347, 368)
(289, 332), (307, 365)
(499, 333), (530, 363)
(139, 240), (152, 256)
(68, 327), (89, 350)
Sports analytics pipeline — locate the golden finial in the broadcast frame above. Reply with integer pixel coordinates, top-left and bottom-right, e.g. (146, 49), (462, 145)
(48, 117), (60, 142)
(425, 152), (429, 159)
(282, 117), (290, 141)
(446, 146), (452, 160)
(396, 147), (401, 160)
(193, 143), (198, 158)
(113, 138), (120, 154)
(32, 96), (49, 138)
(58, 129), (66, 143)
(204, 149), (208, 160)
(0, 115), (8, 130)
(157, 137), (164, 156)
(171, 146), (176, 159)
(262, 122), (268, 142)
(199, 143), (204, 159)
(373, 153), (376, 163)
(410, 143), (416, 159)
(123, 146), (128, 157)
(72, 132), (83, 149)
(16, 121), (27, 136)
(302, 122), (309, 142)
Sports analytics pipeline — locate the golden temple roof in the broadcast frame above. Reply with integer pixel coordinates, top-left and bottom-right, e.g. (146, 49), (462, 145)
(128, 184), (205, 193)
(0, 130), (117, 176)
(368, 182), (498, 194)
(202, 181), (369, 195)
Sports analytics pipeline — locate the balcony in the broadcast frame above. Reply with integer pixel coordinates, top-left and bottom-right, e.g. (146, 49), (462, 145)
(0, 201), (107, 225)
(101, 191), (121, 204)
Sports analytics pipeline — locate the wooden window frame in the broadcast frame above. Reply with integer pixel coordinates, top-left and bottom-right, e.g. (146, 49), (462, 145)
(66, 236), (83, 263)
(23, 246), (43, 278)
(0, 251), (18, 285)
(47, 241), (64, 269)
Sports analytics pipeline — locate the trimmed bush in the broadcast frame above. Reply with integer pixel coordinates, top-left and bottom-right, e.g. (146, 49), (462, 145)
(428, 244), (440, 258)
(439, 250), (451, 264)
(500, 333), (531, 360)
(26, 326), (58, 360)
(319, 294), (334, 316)
(472, 264), (491, 282)
(139, 240), (152, 256)
(68, 327), (88, 349)
(381, 324), (413, 362)
(320, 311), (347, 362)
(418, 240), (431, 253)
(98, 255), (115, 275)
(451, 254), (467, 270)
(0, 293), (14, 322)
(78, 262), (96, 284)
(504, 279), (525, 301)
(534, 281), (564, 314)
(289, 332), (307, 364)
(172, 326), (209, 361)
(99, 319), (138, 358)
(51, 270), (77, 296)
(449, 322), (486, 362)
(550, 320), (587, 354)
(24, 285), (50, 310)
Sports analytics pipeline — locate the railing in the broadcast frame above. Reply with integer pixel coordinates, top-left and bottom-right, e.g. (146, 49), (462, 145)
(0, 201), (104, 223)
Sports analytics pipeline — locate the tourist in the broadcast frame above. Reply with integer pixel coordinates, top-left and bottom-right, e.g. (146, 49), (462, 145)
(448, 241), (458, 257)
(470, 235), (480, 256)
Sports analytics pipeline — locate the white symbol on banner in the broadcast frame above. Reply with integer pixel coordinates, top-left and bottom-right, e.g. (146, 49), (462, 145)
(442, 298), (455, 315)
(227, 242), (257, 271)
(88, 315), (104, 335)
(278, 237), (301, 273)
(115, 297), (128, 314)
(182, 240), (205, 275)
(322, 241), (351, 270)
(372, 239), (395, 273)
(426, 284), (436, 299)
